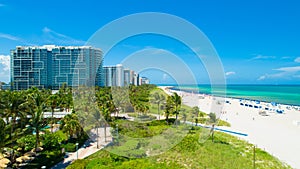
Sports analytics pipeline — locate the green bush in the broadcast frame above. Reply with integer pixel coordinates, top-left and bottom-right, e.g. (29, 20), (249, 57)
(42, 130), (68, 150)
(62, 143), (76, 152)
(17, 134), (35, 152)
(209, 112), (217, 123)
(198, 117), (208, 124)
(22, 149), (64, 169)
(217, 120), (231, 127)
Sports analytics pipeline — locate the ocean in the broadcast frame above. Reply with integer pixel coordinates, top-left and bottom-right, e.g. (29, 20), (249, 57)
(166, 85), (300, 106)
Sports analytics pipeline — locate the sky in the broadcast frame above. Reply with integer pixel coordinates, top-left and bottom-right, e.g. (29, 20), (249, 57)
(0, 0), (300, 84)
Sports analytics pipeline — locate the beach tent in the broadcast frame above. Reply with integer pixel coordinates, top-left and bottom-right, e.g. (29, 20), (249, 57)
(276, 110), (284, 114)
(271, 102), (277, 106)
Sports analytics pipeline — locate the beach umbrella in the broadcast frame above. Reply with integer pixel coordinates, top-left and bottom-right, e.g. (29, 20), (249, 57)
(0, 158), (10, 167)
(24, 152), (36, 157)
(31, 147), (43, 152)
(16, 156), (31, 163)
(276, 110), (283, 114)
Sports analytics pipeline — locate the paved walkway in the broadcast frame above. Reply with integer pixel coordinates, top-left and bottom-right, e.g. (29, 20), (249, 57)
(51, 127), (112, 169)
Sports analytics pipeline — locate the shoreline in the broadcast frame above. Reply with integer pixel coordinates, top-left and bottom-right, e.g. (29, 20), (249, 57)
(159, 86), (300, 169)
(168, 85), (300, 107)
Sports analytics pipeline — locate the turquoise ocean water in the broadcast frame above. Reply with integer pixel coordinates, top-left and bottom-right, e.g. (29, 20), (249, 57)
(166, 85), (300, 106)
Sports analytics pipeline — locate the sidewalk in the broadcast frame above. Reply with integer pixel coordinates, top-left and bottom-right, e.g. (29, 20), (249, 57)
(51, 127), (112, 169)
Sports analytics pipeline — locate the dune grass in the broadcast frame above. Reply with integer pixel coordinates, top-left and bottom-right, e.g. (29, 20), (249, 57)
(67, 120), (290, 169)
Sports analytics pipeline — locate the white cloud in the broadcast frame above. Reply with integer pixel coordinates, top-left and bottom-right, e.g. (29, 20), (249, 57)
(257, 66), (300, 81)
(0, 55), (10, 71)
(281, 56), (291, 59)
(257, 75), (266, 81)
(249, 54), (276, 61)
(274, 66), (300, 72)
(0, 33), (21, 41)
(294, 57), (300, 63)
(42, 27), (86, 45)
(162, 73), (168, 81)
(225, 71), (235, 76)
(0, 33), (36, 46)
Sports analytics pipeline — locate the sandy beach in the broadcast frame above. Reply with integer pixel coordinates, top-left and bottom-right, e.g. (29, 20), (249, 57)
(160, 86), (300, 169)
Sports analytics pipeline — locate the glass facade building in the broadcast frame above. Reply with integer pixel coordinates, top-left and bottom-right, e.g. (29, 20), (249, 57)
(10, 45), (103, 90)
(103, 64), (140, 87)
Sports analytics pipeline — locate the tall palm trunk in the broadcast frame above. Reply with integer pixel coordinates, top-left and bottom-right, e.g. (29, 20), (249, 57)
(51, 107), (54, 133)
(35, 127), (40, 151)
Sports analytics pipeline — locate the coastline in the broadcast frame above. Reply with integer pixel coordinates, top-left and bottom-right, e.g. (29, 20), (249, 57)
(159, 86), (300, 169)
(168, 85), (300, 107)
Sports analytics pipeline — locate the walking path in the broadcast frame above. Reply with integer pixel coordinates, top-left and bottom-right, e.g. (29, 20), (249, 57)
(51, 127), (112, 169)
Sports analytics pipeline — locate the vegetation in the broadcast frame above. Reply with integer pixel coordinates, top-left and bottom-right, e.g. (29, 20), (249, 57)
(0, 84), (287, 169)
(67, 120), (291, 169)
(0, 85), (85, 168)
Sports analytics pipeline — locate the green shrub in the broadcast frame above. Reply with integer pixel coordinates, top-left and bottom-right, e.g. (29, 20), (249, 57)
(209, 112), (217, 123)
(22, 150), (64, 169)
(217, 120), (231, 127)
(197, 117), (208, 124)
(17, 134), (35, 152)
(42, 130), (68, 150)
(62, 143), (76, 152)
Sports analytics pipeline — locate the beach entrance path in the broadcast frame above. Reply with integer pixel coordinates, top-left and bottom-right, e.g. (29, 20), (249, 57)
(51, 127), (112, 169)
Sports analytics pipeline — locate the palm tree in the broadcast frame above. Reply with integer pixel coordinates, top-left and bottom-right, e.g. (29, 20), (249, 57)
(171, 92), (181, 123)
(165, 96), (173, 123)
(151, 92), (166, 120)
(181, 108), (187, 124)
(58, 83), (73, 112)
(1, 90), (26, 144)
(0, 118), (8, 148)
(96, 88), (115, 118)
(61, 113), (82, 140)
(27, 88), (48, 151)
(191, 106), (199, 118)
(47, 94), (60, 132)
(101, 107), (110, 142)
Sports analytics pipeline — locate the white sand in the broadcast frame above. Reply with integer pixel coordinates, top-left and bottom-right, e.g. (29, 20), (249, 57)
(160, 86), (300, 169)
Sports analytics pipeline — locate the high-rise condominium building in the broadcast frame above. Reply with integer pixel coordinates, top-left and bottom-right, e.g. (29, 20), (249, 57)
(103, 66), (117, 86)
(10, 45), (103, 90)
(123, 69), (131, 86)
(141, 77), (150, 84)
(103, 64), (141, 87)
(116, 64), (124, 87)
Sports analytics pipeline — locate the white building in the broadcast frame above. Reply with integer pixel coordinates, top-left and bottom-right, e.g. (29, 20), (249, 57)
(103, 64), (144, 87)
(116, 64), (124, 87)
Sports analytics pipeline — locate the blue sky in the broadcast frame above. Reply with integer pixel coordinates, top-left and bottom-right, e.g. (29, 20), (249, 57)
(0, 0), (300, 84)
